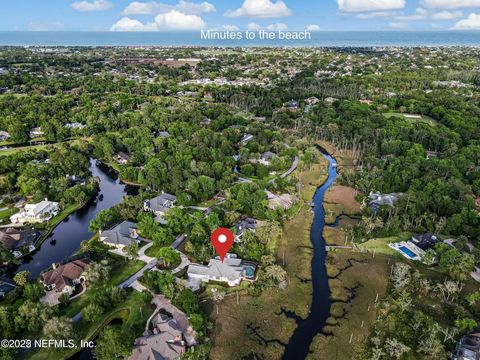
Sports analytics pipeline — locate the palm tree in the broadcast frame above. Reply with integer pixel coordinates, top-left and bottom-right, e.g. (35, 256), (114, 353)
(211, 288), (226, 315)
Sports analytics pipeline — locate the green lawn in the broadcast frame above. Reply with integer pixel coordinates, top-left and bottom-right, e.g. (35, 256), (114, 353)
(383, 112), (438, 127)
(0, 207), (18, 223)
(358, 232), (412, 256)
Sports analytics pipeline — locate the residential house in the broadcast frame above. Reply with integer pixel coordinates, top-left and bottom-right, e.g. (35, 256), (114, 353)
(200, 118), (212, 127)
(40, 258), (90, 295)
(129, 314), (186, 360)
(187, 254), (257, 289)
(287, 100), (299, 110)
(389, 233), (440, 261)
(99, 221), (142, 249)
(368, 192), (404, 211)
(268, 193), (297, 210)
(144, 193), (177, 225)
(65, 122), (86, 130)
(0, 276), (17, 298)
(452, 329), (480, 360)
(409, 233), (440, 254)
(0, 228), (40, 258)
(426, 151), (446, 160)
(0, 131), (10, 141)
(155, 131), (170, 138)
(360, 99), (373, 106)
(324, 97), (338, 105)
(240, 134), (254, 145)
(259, 151), (277, 166)
(306, 97), (320, 106)
(29, 127), (44, 139)
(115, 152), (130, 165)
(233, 218), (257, 243)
(10, 200), (60, 224)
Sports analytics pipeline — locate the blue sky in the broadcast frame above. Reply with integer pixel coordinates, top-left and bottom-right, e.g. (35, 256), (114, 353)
(1, 0), (480, 31)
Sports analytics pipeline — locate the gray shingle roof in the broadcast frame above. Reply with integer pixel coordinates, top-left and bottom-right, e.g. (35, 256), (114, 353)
(101, 221), (140, 247)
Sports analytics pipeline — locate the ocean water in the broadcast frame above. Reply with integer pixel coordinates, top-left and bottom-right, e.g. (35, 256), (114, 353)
(0, 31), (479, 47)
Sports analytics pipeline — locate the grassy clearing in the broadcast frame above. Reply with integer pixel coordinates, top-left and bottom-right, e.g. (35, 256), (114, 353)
(207, 158), (329, 360)
(357, 233), (412, 256)
(383, 112), (438, 127)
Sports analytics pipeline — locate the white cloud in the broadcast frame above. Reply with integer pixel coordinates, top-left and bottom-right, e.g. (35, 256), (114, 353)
(338, 0), (405, 13)
(111, 10), (206, 31)
(247, 22), (262, 30)
(356, 11), (397, 19)
(395, 7), (427, 21)
(266, 23), (288, 30)
(389, 21), (408, 28)
(422, 0), (480, 9)
(123, 1), (215, 15)
(453, 12), (480, 29)
(226, 0), (293, 18)
(221, 24), (240, 31)
(154, 10), (206, 30)
(306, 24), (321, 31)
(431, 10), (463, 19)
(110, 17), (157, 31)
(72, 0), (113, 11)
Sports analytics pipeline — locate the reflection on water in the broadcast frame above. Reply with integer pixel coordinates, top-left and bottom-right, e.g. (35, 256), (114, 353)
(13, 159), (136, 278)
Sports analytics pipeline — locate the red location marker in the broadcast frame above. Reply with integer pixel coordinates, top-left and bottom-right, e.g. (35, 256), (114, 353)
(211, 227), (234, 262)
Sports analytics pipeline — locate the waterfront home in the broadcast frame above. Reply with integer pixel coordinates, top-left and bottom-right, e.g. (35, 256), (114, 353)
(10, 200), (60, 224)
(0, 131), (10, 141)
(144, 193), (177, 225)
(233, 218), (257, 243)
(388, 233), (440, 261)
(115, 152), (130, 165)
(0, 228), (40, 258)
(187, 254), (257, 289)
(268, 193), (297, 210)
(29, 127), (44, 139)
(452, 329), (480, 360)
(40, 258), (89, 295)
(368, 192), (404, 211)
(129, 314), (186, 360)
(0, 276), (17, 298)
(99, 221), (142, 249)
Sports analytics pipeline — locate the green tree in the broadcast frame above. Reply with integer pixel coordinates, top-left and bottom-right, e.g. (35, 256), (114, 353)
(13, 271), (30, 286)
(82, 303), (104, 323)
(94, 326), (132, 360)
(157, 247), (180, 268)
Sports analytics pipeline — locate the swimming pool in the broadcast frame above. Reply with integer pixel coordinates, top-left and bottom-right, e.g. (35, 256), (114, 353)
(243, 266), (256, 278)
(398, 246), (417, 259)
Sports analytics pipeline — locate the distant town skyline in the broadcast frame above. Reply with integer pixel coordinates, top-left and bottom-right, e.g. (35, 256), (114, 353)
(1, 0), (480, 32)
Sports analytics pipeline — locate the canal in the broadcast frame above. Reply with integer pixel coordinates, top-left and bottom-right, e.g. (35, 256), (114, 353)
(282, 149), (338, 359)
(14, 159), (134, 278)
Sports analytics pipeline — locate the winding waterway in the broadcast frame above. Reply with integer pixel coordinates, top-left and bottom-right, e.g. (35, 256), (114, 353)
(283, 150), (338, 359)
(13, 159), (134, 278)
